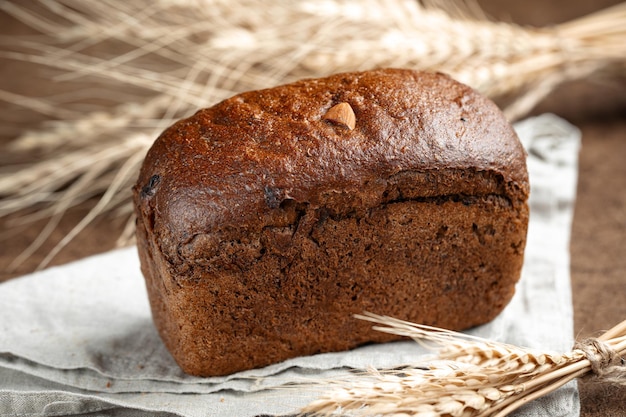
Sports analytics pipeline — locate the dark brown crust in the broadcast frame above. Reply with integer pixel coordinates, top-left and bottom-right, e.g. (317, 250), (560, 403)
(133, 68), (529, 376)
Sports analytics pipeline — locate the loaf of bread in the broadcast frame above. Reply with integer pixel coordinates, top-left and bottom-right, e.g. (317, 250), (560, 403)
(133, 68), (529, 377)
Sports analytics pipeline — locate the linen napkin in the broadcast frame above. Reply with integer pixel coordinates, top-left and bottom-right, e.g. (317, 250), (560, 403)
(0, 114), (581, 417)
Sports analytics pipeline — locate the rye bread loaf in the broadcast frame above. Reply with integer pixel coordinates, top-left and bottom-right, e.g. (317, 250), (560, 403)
(133, 68), (529, 377)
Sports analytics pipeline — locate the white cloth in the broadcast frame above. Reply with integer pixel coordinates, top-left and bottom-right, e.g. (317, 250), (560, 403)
(0, 114), (581, 417)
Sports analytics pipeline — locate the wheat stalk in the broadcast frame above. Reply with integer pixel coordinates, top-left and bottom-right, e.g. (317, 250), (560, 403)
(1, 0), (625, 269)
(300, 313), (626, 417)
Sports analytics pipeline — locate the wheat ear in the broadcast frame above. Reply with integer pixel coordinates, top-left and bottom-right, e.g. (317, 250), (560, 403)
(301, 313), (626, 417)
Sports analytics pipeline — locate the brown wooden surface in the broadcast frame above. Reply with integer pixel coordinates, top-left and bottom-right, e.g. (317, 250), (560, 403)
(1, 1), (625, 415)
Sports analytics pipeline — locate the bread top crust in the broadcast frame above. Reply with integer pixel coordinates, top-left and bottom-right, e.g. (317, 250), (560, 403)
(134, 68), (528, 264)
